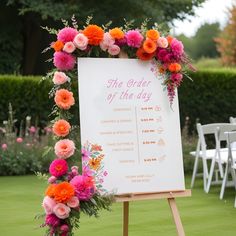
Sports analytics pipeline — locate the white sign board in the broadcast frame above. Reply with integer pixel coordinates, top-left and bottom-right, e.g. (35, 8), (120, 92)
(78, 58), (185, 195)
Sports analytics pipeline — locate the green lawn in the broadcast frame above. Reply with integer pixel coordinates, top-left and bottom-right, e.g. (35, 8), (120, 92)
(0, 175), (235, 236)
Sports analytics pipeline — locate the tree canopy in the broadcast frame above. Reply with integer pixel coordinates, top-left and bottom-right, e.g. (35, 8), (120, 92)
(3, 0), (206, 75)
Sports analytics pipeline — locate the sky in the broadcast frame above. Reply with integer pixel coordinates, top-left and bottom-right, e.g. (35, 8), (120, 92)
(171, 0), (235, 37)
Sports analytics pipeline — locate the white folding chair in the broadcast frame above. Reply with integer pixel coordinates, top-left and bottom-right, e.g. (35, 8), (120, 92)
(206, 124), (236, 193)
(229, 117), (236, 148)
(190, 123), (227, 192)
(220, 131), (236, 206)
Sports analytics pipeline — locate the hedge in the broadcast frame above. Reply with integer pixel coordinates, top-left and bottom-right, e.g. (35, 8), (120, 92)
(1, 69), (236, 133)
(179, 68), (236, 133)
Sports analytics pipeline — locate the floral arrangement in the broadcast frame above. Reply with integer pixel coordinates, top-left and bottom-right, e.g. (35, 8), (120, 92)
(40, 16), (193, 236)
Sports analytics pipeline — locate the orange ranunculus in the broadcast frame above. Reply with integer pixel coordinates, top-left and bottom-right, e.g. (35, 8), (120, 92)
(168, 63), (182, 73)
(53, 119), (71, 137)
(54, 89), (75, 110)
(52, 41), (64, 52)
(166, 35), (174, 45)
(146, 29), (160, 41)
(54, 182), (75, 203)
(45, 184), (56, 198)
(83, 24), (104, 45)
(136, 47), (155, 61)
(109, 27), (125, 40)
(143, 39), (157, 54)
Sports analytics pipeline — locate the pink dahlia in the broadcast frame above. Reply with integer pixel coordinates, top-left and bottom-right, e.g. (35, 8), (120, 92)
(125, 30), (143, 48)
(170, 39), (184, 57)
(45, 214), (61, 227)
(57, 27), (78, 43)
(53, 51), (76, 71)
(70, 175), (96, 200)
(49, 159), (68, 177)
(54, 139), (75, 159)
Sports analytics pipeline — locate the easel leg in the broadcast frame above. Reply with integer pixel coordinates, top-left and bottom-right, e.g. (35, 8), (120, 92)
(168, 198), (185, 236)
(123, 201), (129, 236)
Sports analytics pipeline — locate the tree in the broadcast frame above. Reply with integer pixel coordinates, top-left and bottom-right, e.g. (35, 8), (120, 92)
(177, 23), (221, 60)
(4, 0), (206, 75)
(216, 5), (236, 66)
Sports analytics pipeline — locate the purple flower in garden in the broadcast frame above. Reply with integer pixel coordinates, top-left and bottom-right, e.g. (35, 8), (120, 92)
(1, 143), (7, 150)
(125, 30), (144, 48)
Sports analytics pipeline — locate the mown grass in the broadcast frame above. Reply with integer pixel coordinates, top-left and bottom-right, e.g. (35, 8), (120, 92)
(0, 175), (235, 236)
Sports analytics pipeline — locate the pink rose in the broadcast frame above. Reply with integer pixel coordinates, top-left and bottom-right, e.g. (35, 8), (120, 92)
(63, 42), (76, 53)
(48, 176), (57, 184)
(67, 196), (80, 208)
(16, 137), (23, 143)
(53, 203), (71, 219)
(1, 143), (7, 150)
(54, 139), (75, 159)
(42, 196), (56, 214)
(108, 44), (120, 56)
(100, 32), (115, 51)
(73, 33), (88, 50)
(157, 37), (168, 48)
(53, 71), (70, 85)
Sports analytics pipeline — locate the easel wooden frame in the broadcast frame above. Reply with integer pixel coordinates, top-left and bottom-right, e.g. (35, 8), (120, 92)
(115, 189), (191, 236)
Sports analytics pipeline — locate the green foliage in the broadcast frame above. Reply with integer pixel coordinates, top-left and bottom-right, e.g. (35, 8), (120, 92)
(179, 68), (236, 134)
(193, 57), (222, 69)
(7, 0), (205, 25)
(177, 23), (221, 60)
(0, 2), (23, 74)
(0, 75), (53, 127)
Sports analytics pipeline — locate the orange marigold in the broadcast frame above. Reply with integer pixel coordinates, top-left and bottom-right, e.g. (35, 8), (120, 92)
(109, 27), (125, 40)
(168, 63), (182, 73)
(136, 47), (155, 61)
(166, 35), (174, 45)
(83, 24), (104, 45)
(143, 39), (157, 54)
(45, 184), (56, 198)
(146, 29), (159, 41)
(52, 41), (64, 52)
(54, 89), (75, 110)
(54, 182), (75, 203)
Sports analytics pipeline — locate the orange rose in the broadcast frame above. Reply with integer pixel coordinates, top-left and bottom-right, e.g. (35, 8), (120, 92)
(136, 47), (155, 61)
(54, 89), (75, 110)
(83, 24), (104, 45)
(52, 41), (64, 52)
(54, 182), (75, 203)
(146, 29), (159, 41)
(143, 39), (157, 54)
(109, 27), (125, 39)
(168, 63), (182, 73)
(53, 119), (71, 137)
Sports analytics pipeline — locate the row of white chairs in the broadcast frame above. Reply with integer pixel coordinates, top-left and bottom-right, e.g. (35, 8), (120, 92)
(190, 119), (236, 207)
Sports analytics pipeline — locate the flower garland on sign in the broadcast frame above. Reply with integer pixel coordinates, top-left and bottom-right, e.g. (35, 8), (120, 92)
(39, 17), (193, 236)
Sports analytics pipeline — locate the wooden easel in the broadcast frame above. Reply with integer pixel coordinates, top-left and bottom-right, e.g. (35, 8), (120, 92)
(115, 190), (191, 236)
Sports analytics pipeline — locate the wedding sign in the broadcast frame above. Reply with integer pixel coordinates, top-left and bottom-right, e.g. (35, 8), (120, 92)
(78, 58), (185, 195)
